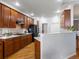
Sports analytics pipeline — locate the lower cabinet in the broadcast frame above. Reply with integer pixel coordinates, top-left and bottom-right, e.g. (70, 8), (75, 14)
(27, 35), (32, 44)
(4, 39), (14, 57)
(0, 41), (3, 59)
(20, 36), (27, 48)
(13, 37), (21, 52)
(35, 39), (40, 59)
(77, 36), (79, 49)
(3, 34), (32, 58)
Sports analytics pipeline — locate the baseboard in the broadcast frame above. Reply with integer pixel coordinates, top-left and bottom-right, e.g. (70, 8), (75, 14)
(65, 52), (76, 59)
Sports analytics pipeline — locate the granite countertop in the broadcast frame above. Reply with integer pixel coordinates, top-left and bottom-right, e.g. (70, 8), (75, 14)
(0, 33), (32, 39)
(34, 33), (45, 41)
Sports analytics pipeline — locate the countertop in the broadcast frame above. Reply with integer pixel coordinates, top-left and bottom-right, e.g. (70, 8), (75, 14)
(0, 33), (32, 39)
(34, 31), (76, 41)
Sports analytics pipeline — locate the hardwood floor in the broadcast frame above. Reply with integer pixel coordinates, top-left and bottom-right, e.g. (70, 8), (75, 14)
(4, 42), (78, 59)
(69, 49), (79, 59)
(5, 43), (35, 59)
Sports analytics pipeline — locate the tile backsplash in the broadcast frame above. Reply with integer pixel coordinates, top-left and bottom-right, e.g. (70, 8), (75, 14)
(0, 28), (28, 34)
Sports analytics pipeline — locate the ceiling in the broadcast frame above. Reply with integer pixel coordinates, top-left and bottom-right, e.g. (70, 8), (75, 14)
(1, 0), (79, 17)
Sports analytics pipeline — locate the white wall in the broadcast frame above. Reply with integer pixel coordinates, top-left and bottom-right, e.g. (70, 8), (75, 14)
(35, 15), (61, 33)
(47, 15), (60, 33)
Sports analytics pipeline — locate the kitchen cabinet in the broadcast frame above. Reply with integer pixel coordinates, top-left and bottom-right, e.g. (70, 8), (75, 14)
(0, 4), (4, 28)
(0, 34), (32, 58)
(28, 17), (33, 26)
(9, 9), (17, 28)
(0, 3), (34, 28)
(0, 41), (3, 59)
(35, 39), (40, 59)
(16, 12), (25, 23)
(4, 39), (14, 57)
(60, 9), (71, 29)
(13, 37), (21, 52)
(64, 10), (71, 28)
(24, 16), (29, 29)
(2, 5), (11, 28)
(77, 36), (79, 49)
(20, 36), (28, 48)
(27, 35), (32, 44)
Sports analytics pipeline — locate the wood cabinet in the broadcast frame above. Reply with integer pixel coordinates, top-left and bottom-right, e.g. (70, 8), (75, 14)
(24, 16), (29, 29)
(20, 36), (27, 48)
(35, 39), (40, 59)
(77, 36), (79, 49)
(2, 5), (11, 28)
(0, 41), (3, 59)
(0, 4), (4, 28)
(27, 35), (32, 44)
(0, 3), (34, 28)
(13, 37), (21, 52)
(64, 10), (71, 28)
(4, 39), (14, 57)
(9, 9), (17, 28)
(0, 34), (32, 58)
(60, 9), (71, 28)
(28, 17), (33, 27)
(16, 12), (25, 22)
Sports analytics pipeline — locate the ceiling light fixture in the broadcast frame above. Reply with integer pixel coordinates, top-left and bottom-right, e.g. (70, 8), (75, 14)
(15, 2), (20, 6)
(57, 0), (62, 2)
(56, 10), (61, 13)
(30, 13), (34, 16)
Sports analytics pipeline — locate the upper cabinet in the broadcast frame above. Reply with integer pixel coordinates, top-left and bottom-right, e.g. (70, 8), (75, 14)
(9, 9), (17, 28)
(0, 3), (34, 28)
(60, 9), (71, 28)
(16, 12), (25, 22)
(23, 17), (34, 29)
(0, 4), (4, 28)
(2, 5), (11, 28)
(28, 17), (33, 26)
(24, 16), (29, 29)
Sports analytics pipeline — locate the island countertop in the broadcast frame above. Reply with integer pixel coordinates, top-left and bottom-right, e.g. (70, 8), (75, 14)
(34, 32), (76, 59)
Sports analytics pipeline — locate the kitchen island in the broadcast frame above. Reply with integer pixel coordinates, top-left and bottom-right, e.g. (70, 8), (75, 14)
(35, 31), (76, 59)
(0, 33), (32, 59)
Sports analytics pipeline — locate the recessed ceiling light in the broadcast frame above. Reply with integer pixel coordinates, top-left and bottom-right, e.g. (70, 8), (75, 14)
(30, 13), (34, 16)
(15, 2), (20, 6)
(56, 10), (61, 13)
(57, 0), (62, 2)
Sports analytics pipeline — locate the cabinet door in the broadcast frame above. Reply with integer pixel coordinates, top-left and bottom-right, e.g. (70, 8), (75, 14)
(20, 36), (27, 48)
(2, 5), (11, 28)
(28, 17), (33, 26)
(64, 10), (71, 28)
(35, 40), (40, 59)
(4, 39), (14, 57)
(27, 35), (32, 44)
(13, 37), (21, 52)
(0, 41), (3, 59)
(24, 16), (29, 29)
(16, 12), (24, 21)
(0, 4), (4, 28)
(9, 9), (16, 28)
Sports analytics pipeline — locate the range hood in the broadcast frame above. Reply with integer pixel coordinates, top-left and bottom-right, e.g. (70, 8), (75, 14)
(16, 19), (24, 25)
